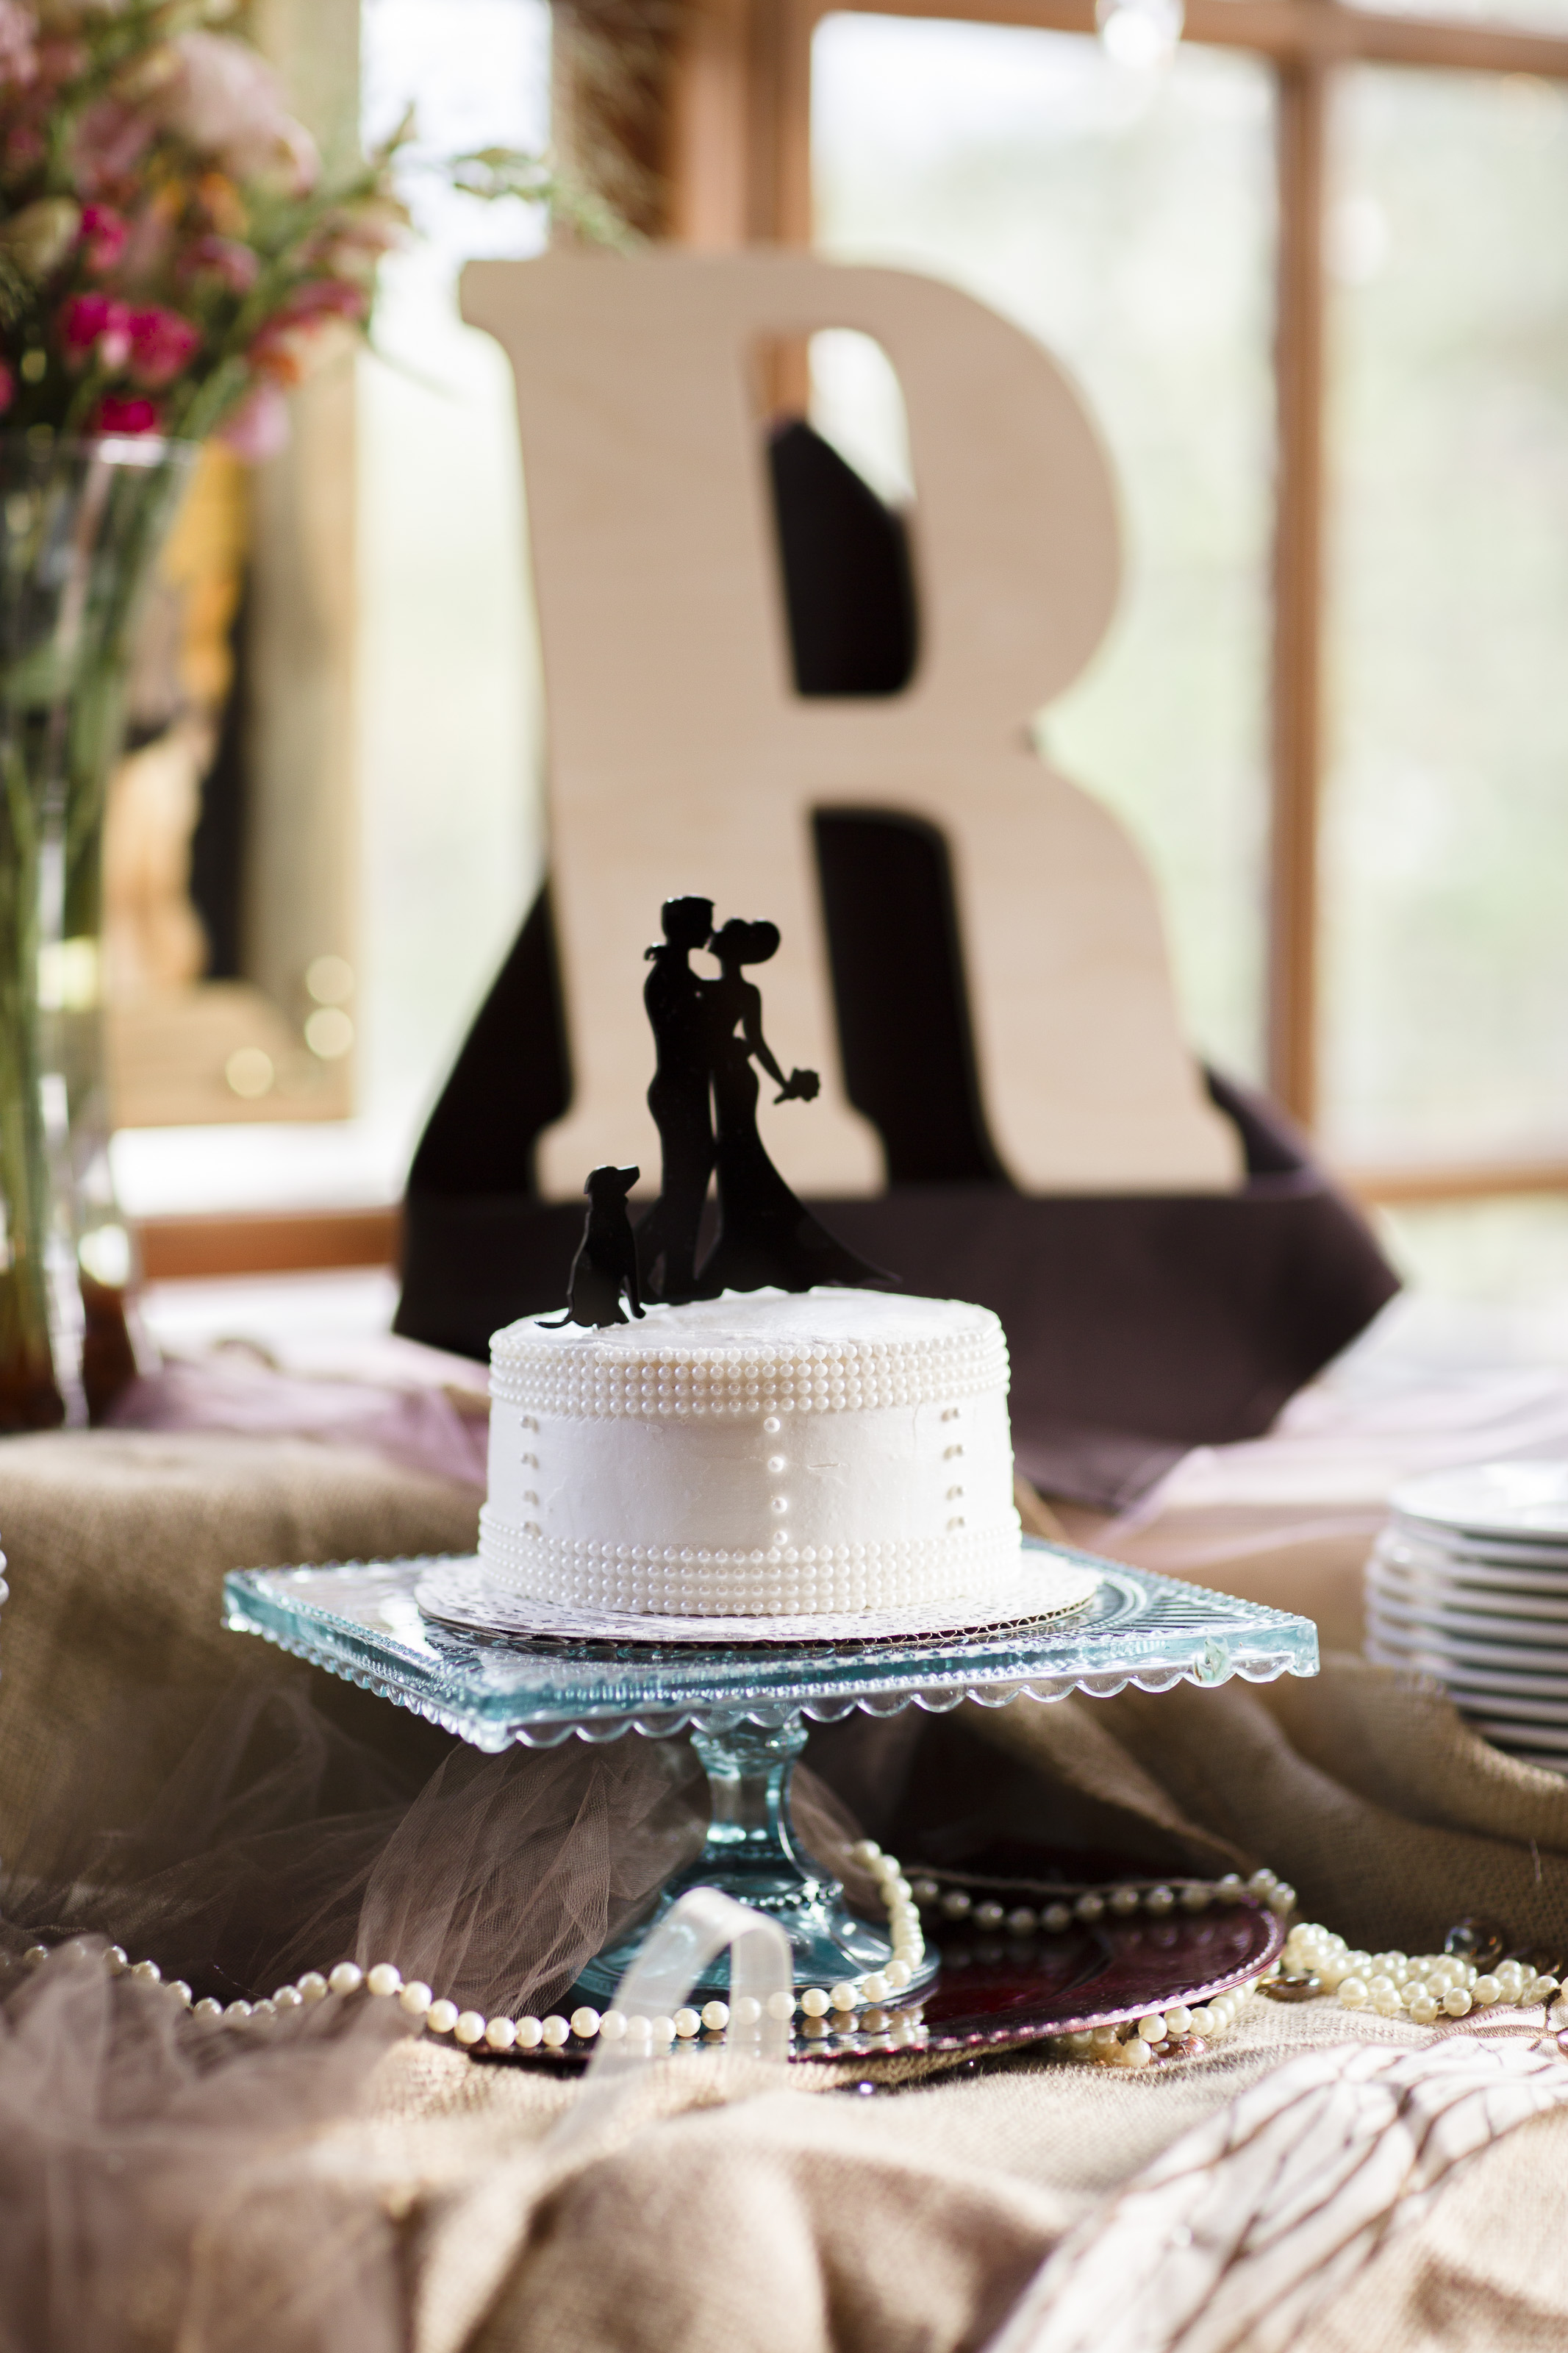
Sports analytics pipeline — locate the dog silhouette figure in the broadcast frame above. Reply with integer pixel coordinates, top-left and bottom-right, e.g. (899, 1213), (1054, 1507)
(544, 1165), (645, 1327)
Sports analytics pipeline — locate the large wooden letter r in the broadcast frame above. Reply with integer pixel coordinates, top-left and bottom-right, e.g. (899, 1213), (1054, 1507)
(462, 250), (1240, 1201)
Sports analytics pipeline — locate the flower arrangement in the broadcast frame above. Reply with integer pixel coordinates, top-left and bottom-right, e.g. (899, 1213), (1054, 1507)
(0, 1), (590, 1431)
(0, 0), (412, 459)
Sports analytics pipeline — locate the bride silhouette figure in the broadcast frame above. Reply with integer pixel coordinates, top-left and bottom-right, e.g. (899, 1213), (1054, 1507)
(694, 916), (886, 1298)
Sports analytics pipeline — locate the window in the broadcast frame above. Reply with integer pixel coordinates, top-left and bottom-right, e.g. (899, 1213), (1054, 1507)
(1322, 66), (1568, 1175)
(784, 0), (1568, 1200)
(812, 14), (1276, 1085)
(115, 0), (552, 1229)
(665, 0), (1568, 1301)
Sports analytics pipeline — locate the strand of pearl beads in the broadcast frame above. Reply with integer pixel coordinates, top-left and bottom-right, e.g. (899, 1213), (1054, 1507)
(1060, 1975), (1266, 2069)
(912, 1863), (1297, 1939)
(27, 1838), (928, 2056)
(1300, 1924), (1563, 2026)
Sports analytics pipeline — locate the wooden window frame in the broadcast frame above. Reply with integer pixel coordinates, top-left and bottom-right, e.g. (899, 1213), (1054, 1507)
(668, 0), (1568, 1207)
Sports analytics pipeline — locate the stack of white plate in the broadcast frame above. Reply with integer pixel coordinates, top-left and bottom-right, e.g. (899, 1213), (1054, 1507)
(1366, 1461), (1568, 1775)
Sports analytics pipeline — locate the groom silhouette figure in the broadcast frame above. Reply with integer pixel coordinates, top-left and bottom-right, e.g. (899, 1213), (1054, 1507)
(636, 895), (716, 1302)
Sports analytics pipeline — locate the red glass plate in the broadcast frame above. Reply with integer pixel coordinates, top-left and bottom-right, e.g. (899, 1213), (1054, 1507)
(791, 1896), (1284, 2062)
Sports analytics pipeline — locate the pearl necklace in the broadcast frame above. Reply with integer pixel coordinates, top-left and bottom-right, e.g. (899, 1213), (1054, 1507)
(1296, 1923), (1562, 2026)
(911, 1862), (1298, 1935)
(38, 1843), (1564, 2070)
(21, 1837), (929, 2057)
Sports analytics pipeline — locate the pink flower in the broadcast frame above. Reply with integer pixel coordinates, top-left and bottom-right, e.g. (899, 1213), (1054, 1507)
(313, 197), (409, 279)
(248, 278), (367, 384)
(116, 201), (175, 285)
(93, 393), (160, 435)
(35, 35), (85, 86)
(126, 305), (199, 388)
(72, 97), (155, 194)
(216, 381), (288, 462)
(5, 121), (42, 173)
(159, 32), (318, 190)
(281, 277), (368, 324)
(179, 233), (259, 294)
(0, 359), (13, 418)
(0, 1), (37, 90)
(60, 291), (131, 370)
(79, 202), (127, 274)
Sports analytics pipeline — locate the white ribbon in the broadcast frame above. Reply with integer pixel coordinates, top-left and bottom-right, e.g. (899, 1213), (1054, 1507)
(551, 1888), (792, 2149)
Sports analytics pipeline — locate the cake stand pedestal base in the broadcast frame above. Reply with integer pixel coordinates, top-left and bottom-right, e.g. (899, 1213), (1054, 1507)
(573, 1718), (939, 2003)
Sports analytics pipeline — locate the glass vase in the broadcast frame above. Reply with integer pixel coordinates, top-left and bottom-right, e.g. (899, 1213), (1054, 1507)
(0, 432), (196, 1431)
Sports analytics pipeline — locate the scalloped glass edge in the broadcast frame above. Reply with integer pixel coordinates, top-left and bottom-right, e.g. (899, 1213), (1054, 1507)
(223, 1540), (1318, 1751)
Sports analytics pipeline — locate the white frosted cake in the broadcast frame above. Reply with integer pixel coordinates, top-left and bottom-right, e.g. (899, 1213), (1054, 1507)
(479, 1287), (1077, 1623)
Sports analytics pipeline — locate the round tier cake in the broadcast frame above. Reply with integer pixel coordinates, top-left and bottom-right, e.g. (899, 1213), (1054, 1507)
(481, 1287), (1067, 1622)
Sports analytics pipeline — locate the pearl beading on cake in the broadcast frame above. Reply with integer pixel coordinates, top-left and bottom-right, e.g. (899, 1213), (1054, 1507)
(487, 1329), (1009, 1422)
(478, 1510), (1024, 1615)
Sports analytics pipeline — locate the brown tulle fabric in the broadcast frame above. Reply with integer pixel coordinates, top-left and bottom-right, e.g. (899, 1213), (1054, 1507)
(0, 1674), (709, 2352)
(0, 1939), (409, 2353)
(3, 1670), (719, 2015)
(0, 1665), (884, 2353)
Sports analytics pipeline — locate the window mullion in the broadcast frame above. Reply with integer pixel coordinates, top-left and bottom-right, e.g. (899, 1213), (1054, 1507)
(1268, 52), (1328, 1128)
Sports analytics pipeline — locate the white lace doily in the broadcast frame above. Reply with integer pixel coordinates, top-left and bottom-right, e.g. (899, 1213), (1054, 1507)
(414, 1552), (1101, 1648)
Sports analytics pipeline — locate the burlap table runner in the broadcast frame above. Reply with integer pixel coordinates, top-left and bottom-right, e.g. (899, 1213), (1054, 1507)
(0, 1429), (481, 1855)
(3, 1429), (1568, 2352)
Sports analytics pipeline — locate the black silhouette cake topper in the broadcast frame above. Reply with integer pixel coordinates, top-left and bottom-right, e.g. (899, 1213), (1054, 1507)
(631, 896), (715, 1305)
(545, 1165), (644, 1327)
(635, 898), (887, 1304)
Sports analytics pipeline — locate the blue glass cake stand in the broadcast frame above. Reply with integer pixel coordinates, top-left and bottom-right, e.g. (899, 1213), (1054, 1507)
(224, 1540), (1317, 2004)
